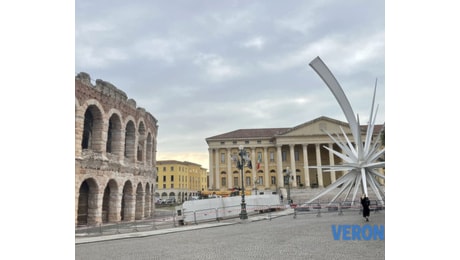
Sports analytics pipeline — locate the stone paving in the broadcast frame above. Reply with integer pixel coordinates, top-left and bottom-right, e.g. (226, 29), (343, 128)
(75, 208), (385, 260)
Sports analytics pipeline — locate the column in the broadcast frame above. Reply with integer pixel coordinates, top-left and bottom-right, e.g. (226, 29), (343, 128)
(208, 148), (213, 190)
(302, 144), (310, 188)
(328, 143), (336, 183)
(315, 143), (324, 187)
(289, 144), (297, 188)
(227, 148), (232, 189)
(215, 149), (220, 189)
(263, 147), (269, 190)
(250, 148), (256, 193)
(276, 145), (283, 188)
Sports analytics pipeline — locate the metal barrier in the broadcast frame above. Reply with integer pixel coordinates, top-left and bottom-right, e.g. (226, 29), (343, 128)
(75, 209), (178, 237)
(293, 199), (385, 219)
(181, 203), (284, 225)
(75, 200), (384, 237)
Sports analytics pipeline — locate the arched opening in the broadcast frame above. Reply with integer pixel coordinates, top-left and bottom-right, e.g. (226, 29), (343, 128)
(144, 183), (151, 218)
(106, 114), (122, 157)
(102, 179), (119, 223)
(146, 133), (153, 165)
(81, 105), (104, 152)
(77, 178), (99, 226)
(124, 121), (136, 163)
(121, 181), (134, 221)
(137, 122), (146, 162)
(135, 183), (144, 220)
(270, 169), (277, 189)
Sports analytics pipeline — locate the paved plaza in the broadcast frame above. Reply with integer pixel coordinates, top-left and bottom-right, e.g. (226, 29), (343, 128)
(76, 208), (385, 260)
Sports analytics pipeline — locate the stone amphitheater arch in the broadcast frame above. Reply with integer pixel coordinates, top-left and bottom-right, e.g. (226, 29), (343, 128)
(75, 72), (158, 226)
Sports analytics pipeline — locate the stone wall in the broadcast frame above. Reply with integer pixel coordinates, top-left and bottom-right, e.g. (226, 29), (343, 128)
(75, 72), (159, 226)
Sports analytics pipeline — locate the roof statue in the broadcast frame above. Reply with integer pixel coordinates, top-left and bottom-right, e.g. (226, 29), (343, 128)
(306, 56), (385, 206)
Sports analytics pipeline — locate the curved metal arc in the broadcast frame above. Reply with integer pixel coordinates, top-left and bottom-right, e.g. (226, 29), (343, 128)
(309, 56), (360, 142)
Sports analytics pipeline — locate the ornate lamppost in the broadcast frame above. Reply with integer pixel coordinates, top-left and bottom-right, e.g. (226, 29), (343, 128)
(285, 167), (292, 204)
(237, 145), (252, 220)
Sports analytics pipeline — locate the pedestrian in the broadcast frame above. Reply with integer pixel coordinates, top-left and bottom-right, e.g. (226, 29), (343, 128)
(280, 194), (284, 203)
(361, 194), (370, 221)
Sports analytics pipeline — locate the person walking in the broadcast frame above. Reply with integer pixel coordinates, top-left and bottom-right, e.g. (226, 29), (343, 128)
(361, 194), (371, 222)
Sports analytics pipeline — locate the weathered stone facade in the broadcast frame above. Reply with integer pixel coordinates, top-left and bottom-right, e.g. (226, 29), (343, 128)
(75, 72), (158, 226)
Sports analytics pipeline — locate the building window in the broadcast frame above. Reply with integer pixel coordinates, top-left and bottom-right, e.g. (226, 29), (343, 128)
(163, 184), (166, 189)
(258, 176), (263, 185)
(246, 176), (251, 186)
(220, 141), (225, 145)
(257, 152), (262, 163)
(170, 166), (174, 171)
(171, 175), (174, 181)
(222, 177), (226, 186)
(245, 140), (249, 144)
(271, 176), (276, 185)
(270, 152), (275, 162)
(163, 167), (166, 171)
(233, 141), (237, 144)
(234, 177), (239, 187)
(163, 176), (166, 182)
(221, 153), (225, 163)
(282, 151), (287, 161)
(257, 140), (261, 144)
(295, 150), (300, 161)
(171, 184), (174, 188)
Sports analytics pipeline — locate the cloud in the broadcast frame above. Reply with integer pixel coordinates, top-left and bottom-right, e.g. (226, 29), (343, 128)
(241, 36), (265, 50)
(132, 37), (193, 64)
(76, 1), (385, 171)
(193, 53), (242, 81)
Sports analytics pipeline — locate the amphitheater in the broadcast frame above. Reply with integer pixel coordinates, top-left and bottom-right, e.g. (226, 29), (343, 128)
(75, 72), (159, 226)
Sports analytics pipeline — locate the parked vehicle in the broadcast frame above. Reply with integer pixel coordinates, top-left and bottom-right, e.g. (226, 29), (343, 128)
(164, 198), (176, 205)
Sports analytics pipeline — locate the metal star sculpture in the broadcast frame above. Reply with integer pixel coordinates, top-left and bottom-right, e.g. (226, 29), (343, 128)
(306, 57), (385, 206)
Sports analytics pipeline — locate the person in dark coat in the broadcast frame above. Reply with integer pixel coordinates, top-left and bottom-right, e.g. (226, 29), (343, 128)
(361, 194), (371, 222)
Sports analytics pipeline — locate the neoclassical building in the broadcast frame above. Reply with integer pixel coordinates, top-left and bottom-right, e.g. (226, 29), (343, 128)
(155, 160), (208, 203)
(75, 72), (159, 226)
(206, 116), (384, 193)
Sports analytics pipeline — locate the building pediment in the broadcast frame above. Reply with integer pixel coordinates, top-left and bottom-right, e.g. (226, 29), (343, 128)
(276, 116), (351, 137)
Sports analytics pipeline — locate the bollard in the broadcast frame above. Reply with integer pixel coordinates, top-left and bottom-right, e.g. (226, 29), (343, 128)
(173, 211), (177, 227)
(316, 200), (321, 217)
(152, 217), (157, 230)
(338, 202), (343, 216)
(194, 211), (197, 225)
(215, 208), (219, 222)
(116, 222), (121, 234)
(134, 220), (139, 232)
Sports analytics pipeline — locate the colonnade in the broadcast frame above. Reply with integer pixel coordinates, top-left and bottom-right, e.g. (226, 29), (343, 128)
(208, 142), (342, 192)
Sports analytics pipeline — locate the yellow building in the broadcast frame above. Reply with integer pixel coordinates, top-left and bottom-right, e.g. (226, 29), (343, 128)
(206, 116), (384, 194)
(156, 160), (208, 202)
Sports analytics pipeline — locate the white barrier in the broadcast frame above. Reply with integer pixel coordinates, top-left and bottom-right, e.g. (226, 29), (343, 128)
(178, 194), (281, 224)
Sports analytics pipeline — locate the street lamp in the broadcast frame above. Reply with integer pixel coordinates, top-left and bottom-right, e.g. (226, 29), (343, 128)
(237, 145), (252, 220)
(285, 167), (292, 204)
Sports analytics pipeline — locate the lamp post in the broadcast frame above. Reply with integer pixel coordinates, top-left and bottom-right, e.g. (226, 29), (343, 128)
(237, 145), (252, 220)
(285, 167), (292, 204)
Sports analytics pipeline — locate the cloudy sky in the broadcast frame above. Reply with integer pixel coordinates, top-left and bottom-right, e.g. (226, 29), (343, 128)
(75, 0), (385, 169)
